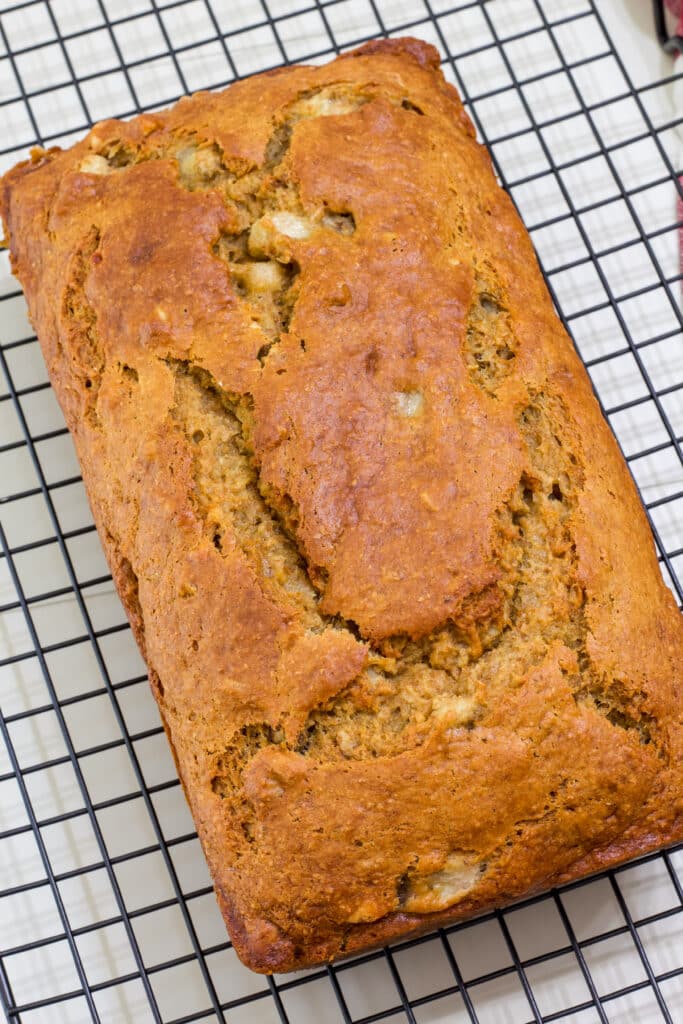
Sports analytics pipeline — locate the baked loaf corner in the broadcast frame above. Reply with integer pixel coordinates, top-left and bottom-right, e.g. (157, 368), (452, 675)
(2, 37), (682, 973)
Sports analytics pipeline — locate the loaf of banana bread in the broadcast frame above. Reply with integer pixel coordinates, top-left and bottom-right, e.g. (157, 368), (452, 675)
(2, 37), (682, 973)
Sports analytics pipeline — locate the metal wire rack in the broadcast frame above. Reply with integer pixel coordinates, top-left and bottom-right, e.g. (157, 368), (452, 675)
(0, 0), (682, 1022)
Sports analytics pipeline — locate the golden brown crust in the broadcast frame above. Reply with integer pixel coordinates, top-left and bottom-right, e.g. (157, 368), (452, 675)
(2, 38), (682, 974)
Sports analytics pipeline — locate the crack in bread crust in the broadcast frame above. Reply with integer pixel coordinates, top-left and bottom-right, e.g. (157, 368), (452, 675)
(465, 259), (518, 395)
(60, 225), (102, 423)
(168, 359), (323, 628)
(173, 368), (660, 774)
(207, 90), (364, 361)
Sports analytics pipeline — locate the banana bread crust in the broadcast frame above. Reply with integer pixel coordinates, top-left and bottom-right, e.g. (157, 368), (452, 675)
(2, 38), (682, 973)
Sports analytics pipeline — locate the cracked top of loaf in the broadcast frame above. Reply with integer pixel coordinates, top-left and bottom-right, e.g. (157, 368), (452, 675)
(2, 37), (682, 973)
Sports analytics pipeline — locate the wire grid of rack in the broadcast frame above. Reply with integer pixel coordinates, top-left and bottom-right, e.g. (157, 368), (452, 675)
(0, 0), (682, 1022)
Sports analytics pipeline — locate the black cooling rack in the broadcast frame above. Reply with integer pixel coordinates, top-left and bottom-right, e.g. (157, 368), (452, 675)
(0, 1), (682, 1022)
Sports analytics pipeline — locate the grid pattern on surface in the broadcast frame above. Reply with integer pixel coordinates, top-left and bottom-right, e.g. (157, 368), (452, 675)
(0, 0), (682, 1022)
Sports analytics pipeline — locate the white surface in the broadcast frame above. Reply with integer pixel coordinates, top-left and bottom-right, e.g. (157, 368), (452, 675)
(1, 1), (682, 1023)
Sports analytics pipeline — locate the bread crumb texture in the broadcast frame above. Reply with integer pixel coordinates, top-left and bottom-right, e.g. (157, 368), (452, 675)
(2, 38), (681, 973)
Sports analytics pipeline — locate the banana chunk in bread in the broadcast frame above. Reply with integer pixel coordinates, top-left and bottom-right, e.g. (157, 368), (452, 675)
(2, 37), (682, 973)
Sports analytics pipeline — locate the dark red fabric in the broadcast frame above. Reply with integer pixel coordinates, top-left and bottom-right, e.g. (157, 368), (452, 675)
(665, 0), (682, 30)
